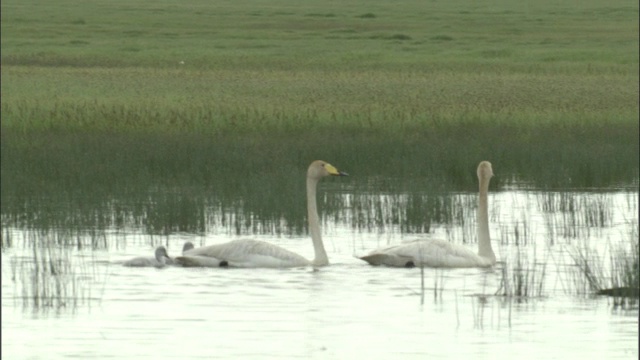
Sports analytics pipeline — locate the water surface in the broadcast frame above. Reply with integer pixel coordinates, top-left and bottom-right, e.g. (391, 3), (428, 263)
(2, 190), (638, 359)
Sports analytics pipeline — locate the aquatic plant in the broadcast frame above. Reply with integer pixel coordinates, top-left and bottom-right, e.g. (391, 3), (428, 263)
(7, 230), (104, 312)
(567, 221), (639, 306)
(495, 246), (548, 299)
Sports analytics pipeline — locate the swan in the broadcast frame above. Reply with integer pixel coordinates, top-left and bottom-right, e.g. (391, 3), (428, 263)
(122, 242), (194, 267)
(182, 241), (195, 253)
(174, 160), (348, 268)
(123, 246), (172, 268)
(174, 240), (229, 267)
(358, 161), (496, 268)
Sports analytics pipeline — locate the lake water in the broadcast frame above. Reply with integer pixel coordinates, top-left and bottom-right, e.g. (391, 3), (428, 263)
(2, 190), (638, 359)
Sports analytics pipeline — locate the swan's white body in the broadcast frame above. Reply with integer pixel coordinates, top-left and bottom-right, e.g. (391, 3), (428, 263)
(178, 239), (309, 268)
(175, 161), (347, 268)
(123, 246), (172, 268)
(359, 161), (496, 268)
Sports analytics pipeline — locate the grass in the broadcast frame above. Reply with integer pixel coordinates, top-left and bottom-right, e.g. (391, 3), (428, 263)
(496, 248), (548, 299)
(1, 0), (638, 235)
(604, 232), (639, 298)
(2, 0), (637, 69)
(2, 0), (638, 194)
(538, 193), (620, 245)
(1, 66), (637, 135)
(567, 222), (639, 307)
(3, 129), (635, 239)
(2, 0), (638, 136)
(6, 229), (104, 311)
(1, 1), (637, 201)
(495, 215), (548, 299)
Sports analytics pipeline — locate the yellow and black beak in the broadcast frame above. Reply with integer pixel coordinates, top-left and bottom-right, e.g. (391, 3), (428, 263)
(325, 163), (349, 177)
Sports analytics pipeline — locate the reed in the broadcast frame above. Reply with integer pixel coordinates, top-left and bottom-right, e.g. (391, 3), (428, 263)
(7, 230), (103, 312)
(499, 219), (533, 246)
(567, 222), (639, 305)
(495, 245), (548, 299)
(2, 67), (637, 138)
(3, 131), (637, 240)
(495, 219), (543, 302)
(603, 235), (639, 299)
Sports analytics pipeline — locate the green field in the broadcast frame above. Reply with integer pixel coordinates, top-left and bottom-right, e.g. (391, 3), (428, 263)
(2, 0), (638, 69)
(1, 0), (637, 133)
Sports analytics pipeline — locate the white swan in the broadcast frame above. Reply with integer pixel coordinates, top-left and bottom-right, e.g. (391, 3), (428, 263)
(358, 161), (496, 268)
(175, 241), (230, 267)
(123, 246), (172, 268)
(176, 240), (228, 267)
(174, 160), (348, 268)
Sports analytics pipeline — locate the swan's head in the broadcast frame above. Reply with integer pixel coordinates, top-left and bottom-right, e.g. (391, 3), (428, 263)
(154, 246), (171, 261)
(182, 241), (195, 253)
(477, 161), (494, 180)
(308, 160), (348, 179)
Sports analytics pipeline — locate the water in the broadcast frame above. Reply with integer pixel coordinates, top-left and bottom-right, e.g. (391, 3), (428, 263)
(2, 190), (638, 359)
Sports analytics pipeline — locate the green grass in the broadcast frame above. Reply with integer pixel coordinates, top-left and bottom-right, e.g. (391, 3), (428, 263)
(2, 0), (637, 157)
(2, 0), (637, 138)
(1, 0), (638, 132)
(2, 0), (637, 70)
(1, 65), (637, 135)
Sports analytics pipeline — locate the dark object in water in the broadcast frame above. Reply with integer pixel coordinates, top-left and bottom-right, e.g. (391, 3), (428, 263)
(596, 287), (639, 298)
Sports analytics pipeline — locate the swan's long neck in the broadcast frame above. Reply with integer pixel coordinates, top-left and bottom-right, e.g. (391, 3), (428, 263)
(307, 177), (329, 266)
(477, 177), (495, 262)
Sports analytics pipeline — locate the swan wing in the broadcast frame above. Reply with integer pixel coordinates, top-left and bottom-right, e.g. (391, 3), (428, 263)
(123, 256), (161, 267)
(410, 240), (486, 268)
(358, 252), (415, 267)
(174, 255), (226, 267)
(358, 241), (420, 267)
(360, 239), (486, 268)
(183, 239), (310, 268)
